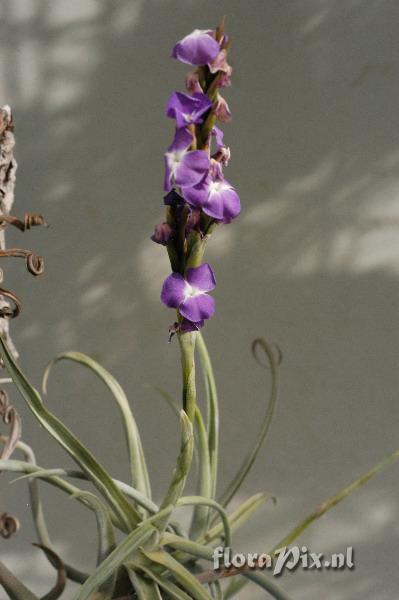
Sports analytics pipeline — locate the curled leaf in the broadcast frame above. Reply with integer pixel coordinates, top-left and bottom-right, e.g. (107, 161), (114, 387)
(33, 545), (66, 600)
(0, 389), (21, 460)
(43, 351), (151, 502)
(0, 335), (140, 532)
(0, 436), (88, 583)
(217, 338), (280, 508)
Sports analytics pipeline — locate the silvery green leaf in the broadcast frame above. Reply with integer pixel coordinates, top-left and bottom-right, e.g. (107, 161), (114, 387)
(43, 351), (151, 501)
(271, 447), (399, 553)
(71, 491), (116, 565)
(15, 466), (159, 516)
(128, 558), (192, 600)
(178, 495), (231, 547)
(160, 534), (291, 600)
(197, 333), (219, 499)
(189, 407), (211, 541)
(0, 335), (140, 532)
(125, 564), (162, 600)
(74, 506), (171, 600)
(142, 550), (213, 600)
(158, 411), (193, 533)
(224, 571), (292, 600)
(0, 437), (88, 582)
(201, 492), (275, 545)
(209, 581), (223, 600)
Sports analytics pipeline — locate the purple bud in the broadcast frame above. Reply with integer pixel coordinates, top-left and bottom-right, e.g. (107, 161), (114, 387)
(218, 65), (233, 88)
(164, 190), (185, 206)
(179, 318), (204, 332)
(186, 70), (203, 94)
(214, 94), (232, 123)
(185, 208), (201, 235)
(208, 49), (229, 74)
(151, 222), (175, 245)
(213, 146), (231, 167)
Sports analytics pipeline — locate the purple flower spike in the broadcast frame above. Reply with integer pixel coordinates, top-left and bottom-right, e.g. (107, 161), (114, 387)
(164, 128), (210, 191)
(172, 29), (220, 66)
(161, 263), (216, 322)
(166, 92), (212, 128)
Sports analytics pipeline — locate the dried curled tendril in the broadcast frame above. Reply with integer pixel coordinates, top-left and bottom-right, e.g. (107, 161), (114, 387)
(0, 393), (21, 540)
(0, 288), (21, 318)
(0, 512), (20, 539)
(0, 213), (46, 320)
(0, 212), (47, 232)
(0, 248), (44, 276)
(0, 389), (21, 459)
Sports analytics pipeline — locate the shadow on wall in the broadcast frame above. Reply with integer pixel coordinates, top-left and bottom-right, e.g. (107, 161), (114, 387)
(1, 1), (399, 599)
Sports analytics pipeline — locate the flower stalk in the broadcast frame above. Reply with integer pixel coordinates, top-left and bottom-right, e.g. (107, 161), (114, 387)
(177, 330), (197, 422)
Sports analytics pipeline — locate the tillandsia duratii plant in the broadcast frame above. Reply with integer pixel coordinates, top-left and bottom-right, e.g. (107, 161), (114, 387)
(1, 22), (399, 600)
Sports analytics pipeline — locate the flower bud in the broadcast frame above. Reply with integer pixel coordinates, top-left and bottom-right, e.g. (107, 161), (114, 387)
(185, 70), (203, 94)
(214, 94), (232, 123)
(151, 222), (175, 245)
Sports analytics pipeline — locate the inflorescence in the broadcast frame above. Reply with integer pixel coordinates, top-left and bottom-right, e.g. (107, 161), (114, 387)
(151, 23), (240, 334)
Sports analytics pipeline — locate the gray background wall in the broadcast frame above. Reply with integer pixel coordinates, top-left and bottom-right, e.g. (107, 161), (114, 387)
(1, 1), (399, 598)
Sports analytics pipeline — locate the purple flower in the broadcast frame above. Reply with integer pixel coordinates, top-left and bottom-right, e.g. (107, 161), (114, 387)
(164, 128), (210, 191)
(166, 92), (212, 128)
(182, 161), (241, 224)
(211, 126), (225, 149)
(151, 222), (174, 245)
(172, 29), (220, 66)
(161, 263), (216, 322)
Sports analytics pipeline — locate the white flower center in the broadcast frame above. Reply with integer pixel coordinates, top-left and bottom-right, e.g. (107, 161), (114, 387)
(166, 150), (186, 176)
(184, 283), (201, 299)
(209, 180), (227, 195)
(190, 29), (209, 39)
